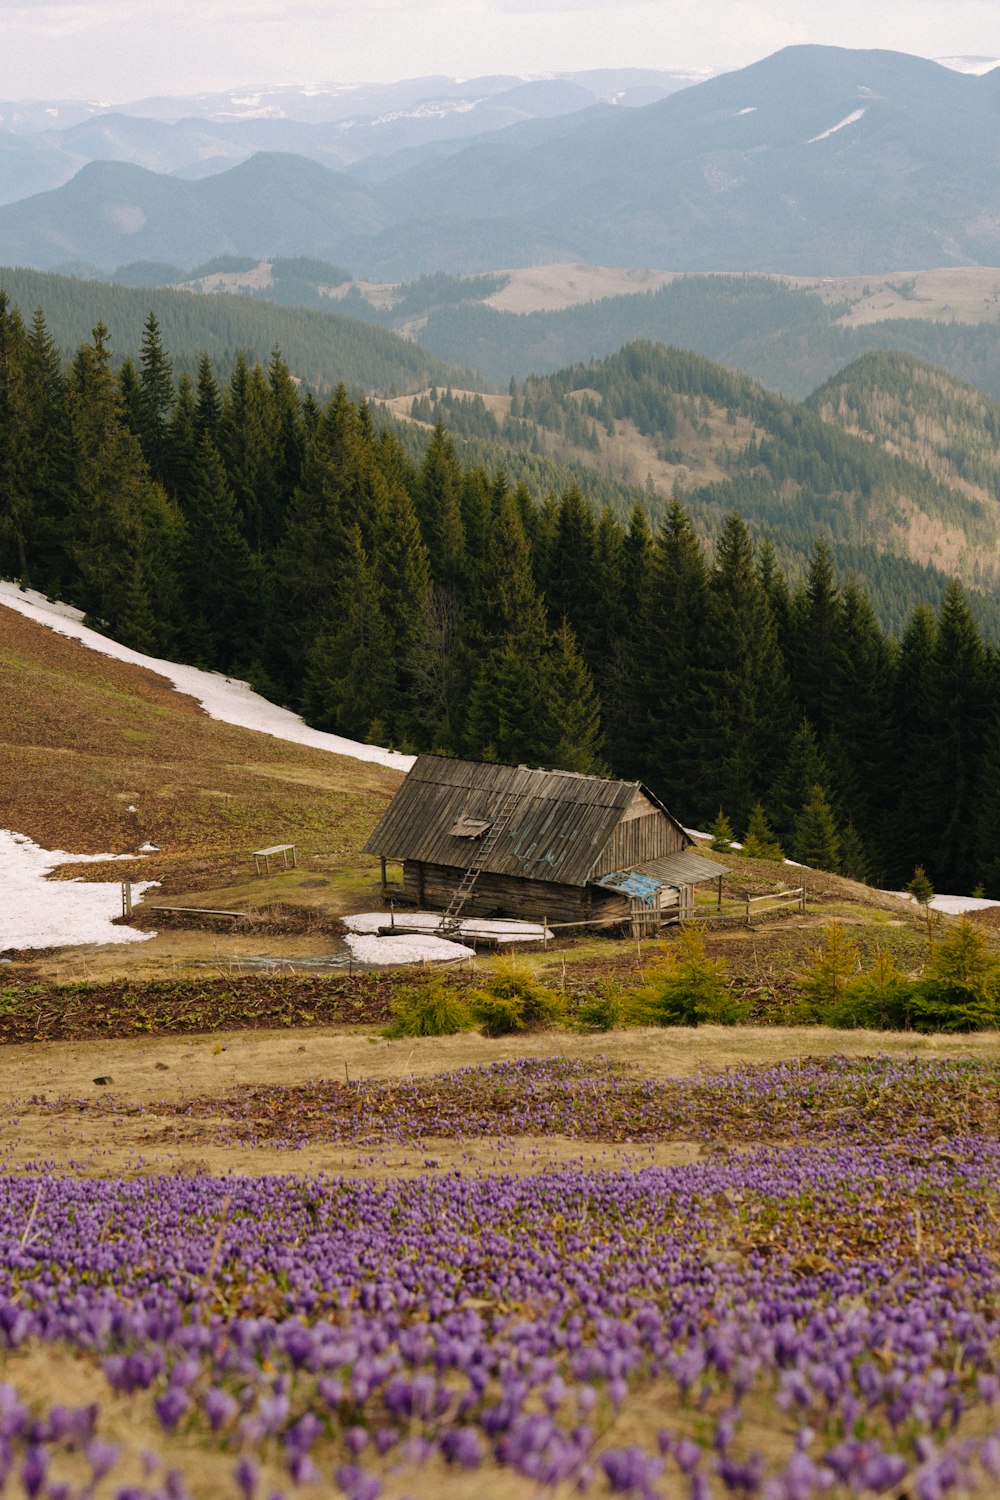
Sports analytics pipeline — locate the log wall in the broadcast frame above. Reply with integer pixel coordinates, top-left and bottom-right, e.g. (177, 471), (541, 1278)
(402, 861), (634, 924)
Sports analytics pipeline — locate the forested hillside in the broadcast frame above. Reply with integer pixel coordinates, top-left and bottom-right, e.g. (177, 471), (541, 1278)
(3, 297), (1000, 895)
(808, 350), (1000, 496)
(396, 343), (1000, 606)
(0, 266), (463, 394)
(394, 273), (1000, 399)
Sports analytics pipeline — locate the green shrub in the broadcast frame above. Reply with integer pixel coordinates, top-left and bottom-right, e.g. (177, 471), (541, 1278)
(469, 991), (525, 1036)
(795, 925), (861, 1016)
(468, 964), (565, 1035)
(824, 949), (914, 1029)
(383, 977), (473, 1038)
(638, 925), (746, 1026)
(907, 918), (1000, 1031)
(574, 983), (627, 1032)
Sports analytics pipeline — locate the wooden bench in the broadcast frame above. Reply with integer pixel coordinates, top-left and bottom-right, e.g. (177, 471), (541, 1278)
(253, 844), (297, 877)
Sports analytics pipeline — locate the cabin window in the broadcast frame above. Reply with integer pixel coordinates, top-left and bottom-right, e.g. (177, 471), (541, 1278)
(449, 815), (492, 838)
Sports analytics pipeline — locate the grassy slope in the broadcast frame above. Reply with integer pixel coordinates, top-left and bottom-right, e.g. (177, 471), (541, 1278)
(0, 605), (401, 897)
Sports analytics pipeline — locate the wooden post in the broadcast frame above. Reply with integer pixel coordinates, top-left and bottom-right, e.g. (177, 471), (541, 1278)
(380, 856), (387, 894)
(717, 874), (723, 910)
(121, 881), (132, 918)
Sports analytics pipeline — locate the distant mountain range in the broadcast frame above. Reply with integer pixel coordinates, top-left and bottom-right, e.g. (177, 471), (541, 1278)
(5, 46), (1000, 278)
(0, 69), (699, 207)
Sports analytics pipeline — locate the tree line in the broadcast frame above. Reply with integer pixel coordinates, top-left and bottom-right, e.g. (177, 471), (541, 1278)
(2, 302), (999, 894)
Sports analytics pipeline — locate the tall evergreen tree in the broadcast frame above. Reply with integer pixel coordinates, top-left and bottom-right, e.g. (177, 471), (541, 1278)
(913, 581), (986, 888)
(302, 525), (394, 741)
(416, 423), (467, 592)
(769, 719), (834, 844)
(790, 538), (841, 740)
(629, 499), (708, 801)
(0, 291), (32, 579)
(137, 312), (174, 485)
(181, 433), (257, 671)
(686, 513), (792, 826)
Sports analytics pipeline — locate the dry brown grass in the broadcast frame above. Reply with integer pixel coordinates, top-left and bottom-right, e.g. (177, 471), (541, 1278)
(2, 1021), (996, 1179)
(0, 605), (400, 895)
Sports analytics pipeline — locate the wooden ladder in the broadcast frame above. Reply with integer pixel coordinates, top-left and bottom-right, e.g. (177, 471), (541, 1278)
(437, 792), (519, 936)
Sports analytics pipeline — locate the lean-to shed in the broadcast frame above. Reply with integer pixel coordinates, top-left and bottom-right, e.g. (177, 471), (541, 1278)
(363, 755), (726, 932)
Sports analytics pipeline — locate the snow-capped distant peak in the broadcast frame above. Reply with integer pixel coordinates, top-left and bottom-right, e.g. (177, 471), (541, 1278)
(936, 55), (1000, 76)
(735, 107), (757, 116)
(808, 108), (865, 144)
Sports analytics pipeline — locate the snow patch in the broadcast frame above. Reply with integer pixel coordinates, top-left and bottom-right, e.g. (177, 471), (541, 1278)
(0, 831), (157, 951)
(735, 107), (757, 116)
(344, 932), (474, 965)
(808, 108), (865, 144)
(0, 583), (415, 773)
(886, 890), (1000, 916)
(343, 912), (551, 942)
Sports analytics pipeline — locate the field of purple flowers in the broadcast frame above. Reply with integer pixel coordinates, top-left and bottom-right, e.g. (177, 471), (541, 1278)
(0, 1056), (997, 1499)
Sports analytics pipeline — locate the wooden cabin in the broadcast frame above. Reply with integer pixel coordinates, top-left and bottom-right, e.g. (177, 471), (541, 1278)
(363, 755), (727, 934)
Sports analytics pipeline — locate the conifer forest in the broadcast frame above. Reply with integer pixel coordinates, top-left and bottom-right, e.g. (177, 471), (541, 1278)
(2, 298), (999, 895)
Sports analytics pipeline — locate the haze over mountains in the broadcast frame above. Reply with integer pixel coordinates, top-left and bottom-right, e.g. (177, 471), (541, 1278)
(0, 68), (698, 207)
(3, 47), (1000, 277)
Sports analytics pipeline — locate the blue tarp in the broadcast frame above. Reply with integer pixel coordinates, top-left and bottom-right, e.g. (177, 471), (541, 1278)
(594, 869), (666, 907)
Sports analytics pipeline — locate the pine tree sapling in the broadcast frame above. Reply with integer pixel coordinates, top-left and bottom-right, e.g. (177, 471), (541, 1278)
(383, 978), (473, 1038)
(742, 803), (783, 861)
(793, 784), (841, 872)
(907, 865), (936, 949)
(909, 917), (1000, 1030)
(468, 965), (565, 1035)
(832, 948), (913, 1029)
(795, 924), (860, 1017)
(709, 810), (736, 852)
(639, 925), (745, 1025)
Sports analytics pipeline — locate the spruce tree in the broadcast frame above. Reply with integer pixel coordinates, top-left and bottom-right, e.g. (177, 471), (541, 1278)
(790, 538), (841, 740)
(416, 423), (468, 592)
(632, 499), (708, 802)
(543, 485), (600, 660)
(687, 513), (792, 826)
(913, 581), (986, 889)
(181, 433), (257, 671)
(742, 803), (783, 861)
(137, 312), (174, 485)
(540, 620), (606, 774)
(792, 784), (841, 872)
(0, 291), (32, 579)
(302, 525), (394, 741)
(769, 720), (833, 844)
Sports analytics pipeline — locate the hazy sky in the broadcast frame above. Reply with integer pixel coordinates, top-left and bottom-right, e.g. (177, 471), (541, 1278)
(2, 0), (1000, 103)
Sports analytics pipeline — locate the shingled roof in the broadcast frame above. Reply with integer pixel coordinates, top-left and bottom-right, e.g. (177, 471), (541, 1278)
(363, 755), (689, 887)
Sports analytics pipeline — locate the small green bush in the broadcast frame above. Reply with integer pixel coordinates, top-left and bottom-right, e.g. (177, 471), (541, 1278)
(638, 925), (747, 1026)
(468, 964), (565, 1036)
(574, 983), (627, 1032)
(823, 949), (914, 1029)
(469, 991), (525, 1036)
(383, 977), (473, 1038)
(907, 919), (1000, 1030)
(795, 925), (861, 1016)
